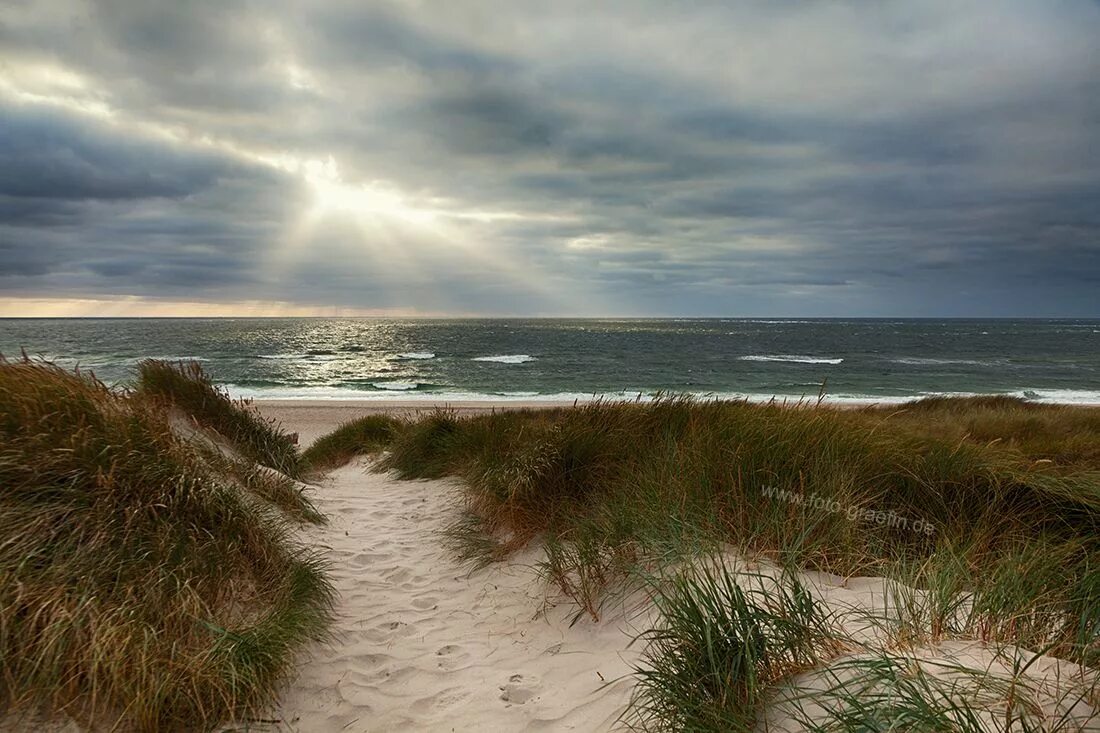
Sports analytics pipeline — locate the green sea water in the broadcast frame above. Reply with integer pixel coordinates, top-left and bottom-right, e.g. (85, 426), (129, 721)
(1, 318), (1098, 404)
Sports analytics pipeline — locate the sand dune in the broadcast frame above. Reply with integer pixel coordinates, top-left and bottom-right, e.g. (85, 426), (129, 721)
(255, 402), (1100, 733)
(265, 461), (646, 731)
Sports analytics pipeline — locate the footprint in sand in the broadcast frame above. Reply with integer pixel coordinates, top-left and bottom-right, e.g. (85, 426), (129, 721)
(364, 619), (410, 642)
(385, 567), (412, 583)
(499, 674), (541, 705)
(349, 552), (390, 567)
(412, 596), (439, 610)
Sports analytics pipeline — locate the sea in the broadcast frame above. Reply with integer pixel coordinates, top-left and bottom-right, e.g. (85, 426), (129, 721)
(1, 318), (1098, 405)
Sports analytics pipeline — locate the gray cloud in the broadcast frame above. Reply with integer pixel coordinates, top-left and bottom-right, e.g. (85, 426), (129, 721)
(0, 106), (230, 200)
(0, 0), (1098, 315)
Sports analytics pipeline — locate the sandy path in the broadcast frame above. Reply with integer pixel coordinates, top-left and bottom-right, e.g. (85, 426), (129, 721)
(268, 461), (643, 732)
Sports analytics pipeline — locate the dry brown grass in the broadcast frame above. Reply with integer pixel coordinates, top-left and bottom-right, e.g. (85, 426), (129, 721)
(0, 357), (333, 730)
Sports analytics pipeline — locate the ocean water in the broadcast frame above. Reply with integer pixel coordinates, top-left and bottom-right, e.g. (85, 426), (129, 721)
(1, 318), (1098, 404)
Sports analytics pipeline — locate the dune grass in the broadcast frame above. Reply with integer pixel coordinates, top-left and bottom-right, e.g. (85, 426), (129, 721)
(199, 444), (325, 524)
(628, 565), (843, 731)
(300, 414), (400, 473)
(776, 648), (1097, 733)
(0, 358), (333, 730)
(628, 562), (1099, 732)
(137, 359), (304, 478)
(307, 393), (1100, 729)
(376, 396), (1100, 666)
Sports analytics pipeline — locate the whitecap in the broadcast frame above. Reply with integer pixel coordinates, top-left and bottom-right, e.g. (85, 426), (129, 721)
(140, 355), (209, 363)
(1015, 389), (1100, 405)
(743, 319), (816, 325)
(395, 352), (436, 360)
(739, 355), (843, 365)
(471, 354), (536, 364)
(371, 381), (420, 391)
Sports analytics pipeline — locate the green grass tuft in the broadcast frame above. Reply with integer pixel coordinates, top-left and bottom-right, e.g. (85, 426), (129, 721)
(628, 564), (843, 731)
(301, 414), (400, 473)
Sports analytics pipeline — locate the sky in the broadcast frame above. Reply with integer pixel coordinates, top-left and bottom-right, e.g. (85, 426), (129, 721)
(0, 1), (1098, 318)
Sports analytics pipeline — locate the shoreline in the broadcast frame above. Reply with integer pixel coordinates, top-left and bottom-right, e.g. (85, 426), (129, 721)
(242, 391), (1100, 407)
(252, 400), (579, 446)
(251, 397), (1100, 448)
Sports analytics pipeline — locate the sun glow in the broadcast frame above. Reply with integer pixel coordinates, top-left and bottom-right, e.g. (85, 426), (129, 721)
(301, 158), (440, 227)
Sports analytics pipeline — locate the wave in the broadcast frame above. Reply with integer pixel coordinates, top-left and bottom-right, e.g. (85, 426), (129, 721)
(394, 352), (436, 360)
(1017, 389), (1100, 405)
(742, 320), (817, 325)
(225, 385), (622, 402)
(471, 354), (536, 364)
(39, 354), (209, 368)
(222, 383), (1100, 406)
(739, 355), (844, 365)
(371, 381), (421, 391)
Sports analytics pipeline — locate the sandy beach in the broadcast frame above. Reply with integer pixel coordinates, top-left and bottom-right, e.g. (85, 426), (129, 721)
(254, 401), (648, 731)
(254, 400), (1100, 732)
(255, 400), (578, 448)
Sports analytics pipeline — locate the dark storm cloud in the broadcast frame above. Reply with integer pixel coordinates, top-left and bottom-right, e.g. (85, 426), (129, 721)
(0, 105), (229, 200)
(1, 0), (1099, 315)
(0, 102), (300, 296)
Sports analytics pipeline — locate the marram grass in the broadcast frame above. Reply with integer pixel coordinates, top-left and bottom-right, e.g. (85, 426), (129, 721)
(301, 414), (400, 473)
(0, 358), (333, 730)
(137, 359), (304, 478)
(628, 563), (1100, 732)
(627, 564), (843, 731)
(375, 395), (1100, 665)
(315, 393), (1100, 730)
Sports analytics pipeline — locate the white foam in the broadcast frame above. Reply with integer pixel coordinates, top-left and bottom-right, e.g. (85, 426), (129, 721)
(743, 320), (816, 325)
(471, 354), (536, 364)
(739, 355), (844, 365)
(145, 355), (209, 363)
(228, 385), (393, 400)
(371, 381), (421, 391)
(227, 384), (1100, 406)
(395, 352), (435, 360)
(1015, 389), (1100, 405)
(50, 354), (209, 367)
(230, 385), (640, 402)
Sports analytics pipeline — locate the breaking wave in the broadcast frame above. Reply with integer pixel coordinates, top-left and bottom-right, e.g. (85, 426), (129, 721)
(739, 354), (844, 365)
(471, 354), (536, 364)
